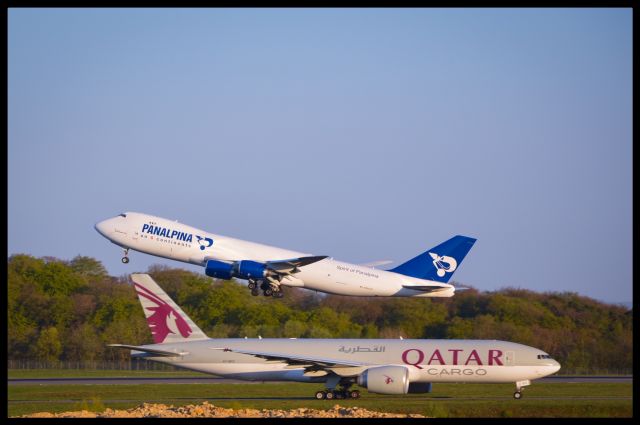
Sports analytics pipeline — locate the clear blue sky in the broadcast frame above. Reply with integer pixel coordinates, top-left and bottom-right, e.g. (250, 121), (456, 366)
(8, 8), (632, 305)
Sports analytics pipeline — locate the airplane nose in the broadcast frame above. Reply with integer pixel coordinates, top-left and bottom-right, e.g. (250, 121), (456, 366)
(94, 219), (111, 237)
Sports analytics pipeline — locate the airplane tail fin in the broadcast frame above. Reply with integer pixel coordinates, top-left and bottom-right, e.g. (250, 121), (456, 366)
(131, 273), (208, 344)
(388, 235), (476, 283)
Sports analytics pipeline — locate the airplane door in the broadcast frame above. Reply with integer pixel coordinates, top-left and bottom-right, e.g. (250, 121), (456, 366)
(505, 351), (515, 366)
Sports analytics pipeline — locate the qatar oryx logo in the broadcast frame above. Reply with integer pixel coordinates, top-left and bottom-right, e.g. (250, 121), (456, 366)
(429, 252), (457, 277)
(196, 235), (214, 251)
(134, 283), (192, 343)
(383, 375), (394, 384)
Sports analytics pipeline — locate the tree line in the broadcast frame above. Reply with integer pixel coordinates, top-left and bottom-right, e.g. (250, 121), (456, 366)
(7, 254), (632, 373)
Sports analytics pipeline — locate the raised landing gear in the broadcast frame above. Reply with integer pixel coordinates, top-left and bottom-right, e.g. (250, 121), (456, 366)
(121, 249), (129, 264)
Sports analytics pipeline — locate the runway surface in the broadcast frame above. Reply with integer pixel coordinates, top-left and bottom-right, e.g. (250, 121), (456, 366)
(7, 375), (632, 386)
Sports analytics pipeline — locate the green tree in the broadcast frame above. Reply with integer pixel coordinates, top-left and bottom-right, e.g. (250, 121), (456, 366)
(33, 327), (62, 362)
(69, 255), (108, 280)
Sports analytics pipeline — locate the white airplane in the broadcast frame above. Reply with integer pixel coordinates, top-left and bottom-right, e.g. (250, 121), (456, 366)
(95, 212), (476, 299)
(110, 274), (561, 400)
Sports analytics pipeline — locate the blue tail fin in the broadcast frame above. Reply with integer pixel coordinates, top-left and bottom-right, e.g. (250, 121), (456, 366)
(389, 235), (476, 282)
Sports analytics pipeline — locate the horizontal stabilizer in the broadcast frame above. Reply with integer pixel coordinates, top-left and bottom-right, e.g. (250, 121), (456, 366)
(107, 344), (188, 357)
(401, 284), (453, 293)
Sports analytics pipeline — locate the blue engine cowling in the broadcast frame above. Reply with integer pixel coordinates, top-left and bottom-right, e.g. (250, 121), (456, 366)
(235, 260), (267, 280)
(205, 260), (234, 280)
(205, 259), (267, 281)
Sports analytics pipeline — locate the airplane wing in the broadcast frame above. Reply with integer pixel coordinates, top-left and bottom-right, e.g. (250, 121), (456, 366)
(401, 283), (453, 293)
(108, 344), (189, 357)
(358, 260), (393, 268)
(265, 256), (329, 274)
(210, 347), (370, 373)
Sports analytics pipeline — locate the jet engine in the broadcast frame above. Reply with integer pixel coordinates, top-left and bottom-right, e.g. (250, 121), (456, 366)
(408, 382), (432, 393)
(205, 260), (267, 281)
(235, 260), (267, 280)
(356, 366), (410, 395)
(204, 260), (234, 280)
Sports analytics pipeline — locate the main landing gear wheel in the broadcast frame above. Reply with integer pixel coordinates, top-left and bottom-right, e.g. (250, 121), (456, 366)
(314, 389), (359, 400)
(248, 281), (257, 290)
(513, 391), (522, 399)
(251, 288), (260, 296)
(264, 288), (273, 297)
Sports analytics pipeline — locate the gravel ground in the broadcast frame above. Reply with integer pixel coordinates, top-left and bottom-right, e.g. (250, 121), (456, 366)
(20, 402), (426, 418)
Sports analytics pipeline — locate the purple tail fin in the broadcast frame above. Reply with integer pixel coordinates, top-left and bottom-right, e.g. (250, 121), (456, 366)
(131, 273), (207, 344)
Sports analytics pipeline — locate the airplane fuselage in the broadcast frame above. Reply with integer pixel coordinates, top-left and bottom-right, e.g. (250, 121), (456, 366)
(133, 338), (561, 385)
(95, 212), (458, 297)
(112, 273), (560, 399)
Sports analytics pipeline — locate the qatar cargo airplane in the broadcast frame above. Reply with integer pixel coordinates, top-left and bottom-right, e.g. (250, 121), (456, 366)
(110, 274), (561, 400)
(95, 212), (476, 299)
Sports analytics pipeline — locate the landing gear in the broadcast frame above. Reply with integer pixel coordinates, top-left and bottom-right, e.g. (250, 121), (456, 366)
(121, 249), (129, 264)
(314, 378), (360, 400)
(252, 280), (283, 298)
(314, 389), (360, 400)
(513, 379), (530, 400)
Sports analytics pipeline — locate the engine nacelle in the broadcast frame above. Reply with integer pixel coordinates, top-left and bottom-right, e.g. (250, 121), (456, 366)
(235, 260), (267, 280)
(205, 260), (267, 281)
(205, 260), (234, 280)
(408, 382), (432, 393)
(357, 366), (410, 395)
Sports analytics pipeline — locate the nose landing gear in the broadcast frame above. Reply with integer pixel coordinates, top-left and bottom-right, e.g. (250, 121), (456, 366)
(121, 249), (130, 264)
(513, 379), (530, 399)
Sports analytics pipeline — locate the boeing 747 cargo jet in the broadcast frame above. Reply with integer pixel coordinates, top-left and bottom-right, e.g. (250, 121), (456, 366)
(110, 274), (561, 400)
(95, 212), (476, 299)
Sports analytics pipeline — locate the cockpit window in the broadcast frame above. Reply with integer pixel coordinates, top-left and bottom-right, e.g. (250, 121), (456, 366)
(537, 354), (553, 359)
(119, 213), (127, 218)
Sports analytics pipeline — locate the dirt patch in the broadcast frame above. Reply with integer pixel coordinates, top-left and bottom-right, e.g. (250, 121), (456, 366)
(21, 402), (425, 418)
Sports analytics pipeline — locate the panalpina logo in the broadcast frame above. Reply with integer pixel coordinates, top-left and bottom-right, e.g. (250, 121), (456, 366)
(429, 252), (458, 277)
